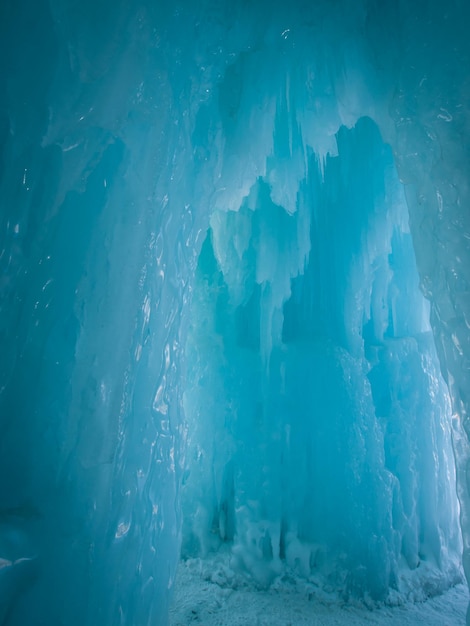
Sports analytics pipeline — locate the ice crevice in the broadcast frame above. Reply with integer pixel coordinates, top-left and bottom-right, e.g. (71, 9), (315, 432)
(0, 1), (470, 625)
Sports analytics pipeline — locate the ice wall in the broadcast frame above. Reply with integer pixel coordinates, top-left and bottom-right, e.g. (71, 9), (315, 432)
(181, 116), (462, 598)
(378, 3), (470, 601)
(0, 2), (199, 624)
(0, 0), (469, 624)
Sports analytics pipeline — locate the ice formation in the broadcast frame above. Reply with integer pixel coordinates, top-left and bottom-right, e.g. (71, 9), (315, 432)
(0, 1), (469, 625)
(181, 117), (462, 601)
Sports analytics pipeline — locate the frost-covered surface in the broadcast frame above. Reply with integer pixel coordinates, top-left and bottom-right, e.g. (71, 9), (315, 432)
(0, 0), (469, 625)
(170, 557), (469, 626)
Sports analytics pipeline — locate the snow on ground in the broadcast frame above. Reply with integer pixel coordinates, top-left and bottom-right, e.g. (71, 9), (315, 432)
(169, 556), (468, 626)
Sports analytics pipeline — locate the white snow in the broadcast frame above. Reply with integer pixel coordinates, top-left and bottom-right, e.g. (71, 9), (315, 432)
(170, 556), (468, 626)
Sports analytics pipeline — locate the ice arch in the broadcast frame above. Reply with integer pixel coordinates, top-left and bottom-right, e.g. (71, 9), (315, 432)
(0, 0), (469, 625)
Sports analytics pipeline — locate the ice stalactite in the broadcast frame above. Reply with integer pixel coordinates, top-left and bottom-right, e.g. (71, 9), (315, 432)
(181, 116), (462, 599)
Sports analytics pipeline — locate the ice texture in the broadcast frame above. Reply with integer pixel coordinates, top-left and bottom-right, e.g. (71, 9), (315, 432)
(0, 0), (469, 625)
(182, 117), (462, 599)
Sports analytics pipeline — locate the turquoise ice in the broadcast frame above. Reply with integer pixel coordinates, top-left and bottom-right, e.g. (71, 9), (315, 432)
(0, 1), (469, 624)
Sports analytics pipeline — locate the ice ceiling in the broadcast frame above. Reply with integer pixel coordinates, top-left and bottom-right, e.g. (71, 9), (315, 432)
(0, 1), (469, 625)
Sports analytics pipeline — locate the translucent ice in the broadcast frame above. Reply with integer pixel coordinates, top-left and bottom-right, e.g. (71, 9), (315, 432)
(1, 0), (470, 625)
(181, 118), (462, 599)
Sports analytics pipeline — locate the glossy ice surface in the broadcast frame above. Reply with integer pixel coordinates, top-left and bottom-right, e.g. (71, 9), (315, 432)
(0, 1), (469, 625)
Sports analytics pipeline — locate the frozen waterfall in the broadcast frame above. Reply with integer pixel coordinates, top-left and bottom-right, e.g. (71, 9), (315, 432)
(0, 1), (469, 625)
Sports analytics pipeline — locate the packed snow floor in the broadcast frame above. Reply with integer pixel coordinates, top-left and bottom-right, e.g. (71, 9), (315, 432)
(169, 556), (468, 625)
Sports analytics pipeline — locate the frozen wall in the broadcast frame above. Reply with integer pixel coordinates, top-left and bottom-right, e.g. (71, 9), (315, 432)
(0, 2), (197, 624)
(0, 0), (469, 625)
(182, 116), (462, 599)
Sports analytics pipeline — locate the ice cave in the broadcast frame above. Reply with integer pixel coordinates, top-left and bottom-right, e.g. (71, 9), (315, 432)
(1, 0), (470, 625)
